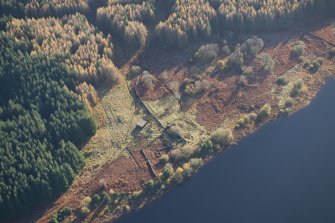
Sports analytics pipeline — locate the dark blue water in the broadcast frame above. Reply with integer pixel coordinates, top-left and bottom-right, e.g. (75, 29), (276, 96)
(116, 80), (335, 223)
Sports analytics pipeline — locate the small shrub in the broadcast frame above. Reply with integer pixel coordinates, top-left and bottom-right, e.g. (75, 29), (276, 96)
(248, 113), (258, 121)
(277, 76), (289, 86)
(49, 207), (72, 223)
(128, 66), (142, 79)
(189, 158), (203, 169)
(199, 137), (213, 153)
(310, 61), (321, 72)
(167, 81), (180, 92)
(82, 196), (92, 206)
(99, 179), (107, 189)
(295, 40), (305, 46)
(222, 45), (231, 56)
(59, 207), (72, 219)
(49, 212), (59, 223)
(290, 79), (303, 97)
(280, 107), (292, 117)
(291, 41), (305, 58)
(163, 163), (174, 179)
(170, 167), (184, 185)
(97, 61), (120, 84)
(182, 162), (194, 178)
(49, 217), (59, 223)
(236, 113), (257, 129)
(303, 59), (311, 68)
(183, 167), (194, 178)
(170, 149), (182, 161)
(184, 83), (196, 96)
(329, 48), (335, 58)
(167, 81), (181, 99)
(237, 75), (248, 87)
(210, 128), (234, 146)
(170, 145), (198, 161)
(159, 154), (169, 163)
(141, 71), (155, 90)
(194, 44), (219, 63)
(101, 192), (111, 206)
(144, 180), (155, 192)
(284, 98), (294, 108)
(91, 194), (101, 208)
(159, 71), (169, 82)
(132, 190), (143, 199)
(257, 104), (272, 120)
(124, 204), (131, 213)
(217, 60), (226, 70)
(316, 57), (324, 65)
(227, 48), (244, 71)
(241, 37), (264, 60)
(194, 79), (211, 94)
(258, 53), (275, 72)
(79, 207), (90, 218)
(109, 189), (115, 195)
(181, 145), (198, 158)
(169, 125), (183, 137)
(309, 57), (324, 72)
(241, 66), (253, 76)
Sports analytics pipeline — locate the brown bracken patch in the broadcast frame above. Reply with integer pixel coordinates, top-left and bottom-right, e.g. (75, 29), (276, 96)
(86, 155), (151, 194)
(261, 30), (300, 76)
(313, 24), (335, 44)
(196, 73), (278, 131)
(302, 34), (332, 57)
(137, 79), (170, 101)
(87, 142), (165, 194)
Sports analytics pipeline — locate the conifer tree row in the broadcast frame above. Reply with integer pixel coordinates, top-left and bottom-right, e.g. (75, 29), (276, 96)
(155, 0), (216, 46)
(217, 0), (318, 32)
(25, 0), (90, 17)
(154, 0), (333, 46)
(96, 1), (155, 47)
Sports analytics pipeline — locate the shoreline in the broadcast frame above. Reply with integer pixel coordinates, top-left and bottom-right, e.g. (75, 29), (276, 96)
(102, 76), (333, 223)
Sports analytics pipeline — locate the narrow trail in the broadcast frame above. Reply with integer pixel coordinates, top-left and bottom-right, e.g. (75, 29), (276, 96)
(293, 27), (335, 47)
(120, 41), (148, 74)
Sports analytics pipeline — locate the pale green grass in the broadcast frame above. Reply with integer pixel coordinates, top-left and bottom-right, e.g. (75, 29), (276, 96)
(82, 77), (144, 171)
(143, 94), (208, 144)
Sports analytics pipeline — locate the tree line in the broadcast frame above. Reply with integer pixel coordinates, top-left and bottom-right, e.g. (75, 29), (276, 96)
(154, 0), (335, 46)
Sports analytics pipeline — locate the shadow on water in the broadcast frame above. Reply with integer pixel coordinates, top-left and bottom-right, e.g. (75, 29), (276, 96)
(116, 80), (335, 223)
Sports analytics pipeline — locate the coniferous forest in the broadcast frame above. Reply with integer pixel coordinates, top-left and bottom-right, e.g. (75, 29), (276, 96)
(0, 33), (96, 221)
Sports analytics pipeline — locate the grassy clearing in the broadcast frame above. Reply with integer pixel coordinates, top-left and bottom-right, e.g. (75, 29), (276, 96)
(143, 92), (208, 144)
(82, 77), (142, 170)
(143, 94), (180, 127)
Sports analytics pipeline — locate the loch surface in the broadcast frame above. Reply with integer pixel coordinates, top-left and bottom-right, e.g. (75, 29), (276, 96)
(116, 80), (335, 223)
